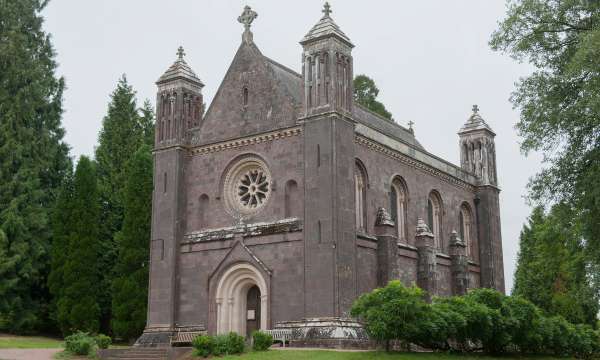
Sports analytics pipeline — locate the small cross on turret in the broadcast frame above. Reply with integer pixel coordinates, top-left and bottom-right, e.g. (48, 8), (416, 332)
(408, 120), (415, 134)
(238, 5), (258, 30)
(176, 46), (185, 60)
(472, 104), (479, 114)
(322, 2), (332, 18)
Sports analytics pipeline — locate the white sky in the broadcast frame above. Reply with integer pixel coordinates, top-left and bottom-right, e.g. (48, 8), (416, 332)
(43, 0), (543, 292)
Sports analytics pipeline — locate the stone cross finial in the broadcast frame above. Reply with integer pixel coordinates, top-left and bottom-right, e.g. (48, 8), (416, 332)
(176, 46), (185, 60)
(408, 120), (414, 133)
(472, 104), (479, 114)
(322, 2), (332, 17)
(238, 5), (258, 30)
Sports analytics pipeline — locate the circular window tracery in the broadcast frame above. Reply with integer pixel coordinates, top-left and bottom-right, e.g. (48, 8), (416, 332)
(224, 157), (272, 217)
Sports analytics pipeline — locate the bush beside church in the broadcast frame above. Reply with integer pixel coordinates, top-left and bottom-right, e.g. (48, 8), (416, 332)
(351, 281), (600, 358)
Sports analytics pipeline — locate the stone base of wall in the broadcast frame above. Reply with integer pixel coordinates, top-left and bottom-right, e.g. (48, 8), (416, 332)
(134, 325), (205, 347)
(275, 317), (374, 349)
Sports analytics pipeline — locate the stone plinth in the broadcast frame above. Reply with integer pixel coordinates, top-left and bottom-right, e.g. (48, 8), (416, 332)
(415, 218), (437, 301)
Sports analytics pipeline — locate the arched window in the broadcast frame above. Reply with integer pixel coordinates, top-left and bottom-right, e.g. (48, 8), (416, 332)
(199, 194), (209, 229)
(243, 87), (249, 106)
(354, 161), (368, 231)
(284, 180), (299, 218)
(390, 177), (408, 243)
(427, 191), (443, 250)
(459, 203), (474, 259)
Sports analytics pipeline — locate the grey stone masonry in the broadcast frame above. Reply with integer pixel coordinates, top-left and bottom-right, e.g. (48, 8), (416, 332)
(449, 230), (469, 295)
(415, 219), (437, 301)
(374, 207), (398, 287)
(139, 2), (506, 349)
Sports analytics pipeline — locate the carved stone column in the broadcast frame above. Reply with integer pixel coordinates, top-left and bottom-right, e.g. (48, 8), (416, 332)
(415, 218), (436, 301)
(449, 230), (469, 295)
(375, 207), (397, 287)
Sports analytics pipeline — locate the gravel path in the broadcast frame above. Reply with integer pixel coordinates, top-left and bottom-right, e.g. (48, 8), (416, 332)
(0, 348), (61, 360)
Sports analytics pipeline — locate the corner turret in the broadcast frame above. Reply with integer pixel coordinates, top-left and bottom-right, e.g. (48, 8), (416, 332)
(458, 105), (498, 186)
(155, 47), (204, 147)
(301, 2), (354, 117)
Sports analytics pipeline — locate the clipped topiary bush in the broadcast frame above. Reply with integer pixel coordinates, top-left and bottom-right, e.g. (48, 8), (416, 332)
(252, 330), (273, 351)
(192, 335), (214, 358)
(64, 331), (96, 355)
(95, 334), (111, 349)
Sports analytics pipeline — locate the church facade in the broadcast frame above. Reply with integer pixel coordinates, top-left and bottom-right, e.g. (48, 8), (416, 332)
(139, 3), (505, 347)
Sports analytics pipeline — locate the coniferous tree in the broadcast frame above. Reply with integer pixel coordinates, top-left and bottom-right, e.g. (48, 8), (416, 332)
(94, 76), (153, 332)
(513, 204), (599, 326)
(111, 145), (153, 341)
(47, 170), (74, 329)
(56, 156), (101, 334)
(139, 100), (156, 148)
(0, 0), (71, 332)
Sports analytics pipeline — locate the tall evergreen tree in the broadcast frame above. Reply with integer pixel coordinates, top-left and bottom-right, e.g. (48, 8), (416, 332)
(513, 204), (599, 326)
(139, 100), (156, 148)
(94, 76), (153, 332)
(47, 169), (73, 329)
(55, 156), (101, 334)
(0, 0), (71, 332)
(111, 145), (153, 341)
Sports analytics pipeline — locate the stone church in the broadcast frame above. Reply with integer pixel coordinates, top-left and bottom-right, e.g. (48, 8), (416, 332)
(138, 3), (505, 347)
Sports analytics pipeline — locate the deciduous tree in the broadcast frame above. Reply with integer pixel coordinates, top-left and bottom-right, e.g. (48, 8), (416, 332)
(353, 75), (393, 120)
(490, 0), (600, 276)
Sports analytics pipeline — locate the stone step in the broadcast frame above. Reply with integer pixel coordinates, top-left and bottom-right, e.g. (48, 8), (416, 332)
(107, 348), (168, 360)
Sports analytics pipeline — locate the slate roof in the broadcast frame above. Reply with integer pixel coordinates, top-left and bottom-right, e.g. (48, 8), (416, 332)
(263, 54), (424, 150)
(157, 52), (204, 86)
(459, 106), (495, 135)
(300, 13), (353, 47)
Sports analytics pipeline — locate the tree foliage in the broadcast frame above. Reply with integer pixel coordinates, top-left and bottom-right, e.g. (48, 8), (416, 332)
(352, 281), (600, 357)
(54, 157), (101, 335)
(513, 204), (599, 326)
(490, 0), (600, 267)
(111, 145), (153, 341)
(353, 75), (393, 120)
(94, 76), (154, 332)
(0, 0), (71, 332)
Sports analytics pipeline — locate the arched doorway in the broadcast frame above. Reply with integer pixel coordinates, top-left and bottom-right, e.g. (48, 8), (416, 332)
(245, 285), (261, 336)
(215, 263), (268, 336)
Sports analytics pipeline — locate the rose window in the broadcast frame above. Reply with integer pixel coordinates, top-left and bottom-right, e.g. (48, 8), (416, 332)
(238, 169), (269, 208)
(224, 158), (272, 216)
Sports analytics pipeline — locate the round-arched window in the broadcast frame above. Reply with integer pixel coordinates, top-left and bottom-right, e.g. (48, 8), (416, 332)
(224, 157), (272, 216)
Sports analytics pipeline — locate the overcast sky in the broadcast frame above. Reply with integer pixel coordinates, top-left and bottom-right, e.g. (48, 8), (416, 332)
(42, 0), (543, 292)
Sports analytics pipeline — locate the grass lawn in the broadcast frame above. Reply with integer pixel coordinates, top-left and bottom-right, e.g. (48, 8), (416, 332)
(0, 333), (64, 349)
(217, 350), (566, 360)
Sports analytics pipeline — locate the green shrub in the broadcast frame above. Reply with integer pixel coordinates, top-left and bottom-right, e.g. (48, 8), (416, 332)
(192, 335), (214, 357)
(351, 281), (429, 350)
(95, 334), (111, 349)
(352, 282), (600, 358)
(226, 332), (246, 354)
(212, 334), (229, 356)
(252, 331), (273, 351)
(64, 331), (96, 355)
(501, 296), (544, 353)
(211, 332), (245, 356)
